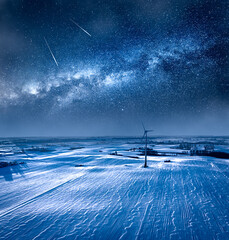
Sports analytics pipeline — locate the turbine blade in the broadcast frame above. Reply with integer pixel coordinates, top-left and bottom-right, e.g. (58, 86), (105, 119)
(141, 121), (146, 131)
(141, 132), (146, 141)
(146, 130), (154, 132)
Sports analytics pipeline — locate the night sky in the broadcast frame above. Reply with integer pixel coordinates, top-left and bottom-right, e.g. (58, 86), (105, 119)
(0, 0), (228, 136)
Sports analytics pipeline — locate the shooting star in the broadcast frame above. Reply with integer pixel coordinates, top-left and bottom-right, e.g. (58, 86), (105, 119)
(70, 18), (91, 37)
(43, 37), (59, 67)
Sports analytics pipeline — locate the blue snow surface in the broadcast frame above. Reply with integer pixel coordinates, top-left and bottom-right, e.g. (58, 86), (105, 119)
(0, 136), (229, 240)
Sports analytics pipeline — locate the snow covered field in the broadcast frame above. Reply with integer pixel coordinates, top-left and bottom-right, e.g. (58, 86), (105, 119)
(0, 137), (229, 240)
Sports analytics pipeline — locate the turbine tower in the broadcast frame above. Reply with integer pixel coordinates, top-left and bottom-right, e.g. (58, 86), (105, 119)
(142, 123), (153, 168)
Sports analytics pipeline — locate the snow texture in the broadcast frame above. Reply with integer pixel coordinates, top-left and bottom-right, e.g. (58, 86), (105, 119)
(0, 137), (229, 239)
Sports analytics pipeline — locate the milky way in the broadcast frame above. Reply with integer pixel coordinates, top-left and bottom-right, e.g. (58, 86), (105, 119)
(0, 0), (228, 136)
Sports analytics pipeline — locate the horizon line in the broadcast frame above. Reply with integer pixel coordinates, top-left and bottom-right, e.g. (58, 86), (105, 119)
(0, 135), (229, 139)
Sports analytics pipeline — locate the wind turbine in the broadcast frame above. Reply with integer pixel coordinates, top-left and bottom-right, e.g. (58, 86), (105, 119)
(142, 123), (153, 168)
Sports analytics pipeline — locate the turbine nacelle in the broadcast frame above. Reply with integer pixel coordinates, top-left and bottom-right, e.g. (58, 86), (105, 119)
(141, 122), (153, 138)
(143, 129), (153, 136)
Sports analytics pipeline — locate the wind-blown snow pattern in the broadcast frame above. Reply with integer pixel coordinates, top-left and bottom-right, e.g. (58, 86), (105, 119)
(0, 137), (229, 239)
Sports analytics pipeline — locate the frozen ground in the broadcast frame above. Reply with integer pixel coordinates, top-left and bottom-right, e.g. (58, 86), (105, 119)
(0, 137), (229, 240)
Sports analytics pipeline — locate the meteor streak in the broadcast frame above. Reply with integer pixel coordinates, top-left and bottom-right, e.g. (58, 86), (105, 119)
(70, 18), (91, 37)
(43, 37), (59, 67)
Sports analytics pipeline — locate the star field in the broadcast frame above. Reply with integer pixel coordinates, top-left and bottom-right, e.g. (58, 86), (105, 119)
(0, 0), (228, 136)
